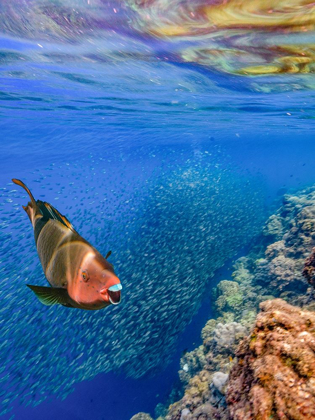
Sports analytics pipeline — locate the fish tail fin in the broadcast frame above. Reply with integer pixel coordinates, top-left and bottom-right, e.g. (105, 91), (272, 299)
(12, 179), (40, 224)
(12, 179), (37, 206)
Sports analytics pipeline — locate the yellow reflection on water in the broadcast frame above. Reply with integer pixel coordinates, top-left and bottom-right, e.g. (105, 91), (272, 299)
(129, 0), (315, 77)
(239, 44), (315, 75)
(182, 43), (315, 76)
(204, 0), (315, 30)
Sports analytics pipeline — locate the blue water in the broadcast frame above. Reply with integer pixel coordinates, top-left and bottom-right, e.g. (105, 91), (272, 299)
(1, 1), (315, 419)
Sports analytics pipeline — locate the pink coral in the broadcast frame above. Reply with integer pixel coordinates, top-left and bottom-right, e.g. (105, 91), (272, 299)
(227, 299), (315, 420)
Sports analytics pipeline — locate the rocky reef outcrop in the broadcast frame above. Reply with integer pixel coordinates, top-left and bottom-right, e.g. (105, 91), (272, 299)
(303, 246), (315, 288)
(227, 299), (315, 420)
(163, 299), (315, 420)
(214, 187), (315, 320)
(131, 413), (154, 420)
(132, 186), (315, 420)
(164, 320), (247, 420)
(255, 189), (315, 298)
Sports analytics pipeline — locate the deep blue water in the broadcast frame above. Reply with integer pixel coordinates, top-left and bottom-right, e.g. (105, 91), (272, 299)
(1, 1), (315, 419)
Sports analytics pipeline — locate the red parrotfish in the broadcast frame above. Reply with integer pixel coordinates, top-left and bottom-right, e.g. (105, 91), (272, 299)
(12, 178), (122, 310)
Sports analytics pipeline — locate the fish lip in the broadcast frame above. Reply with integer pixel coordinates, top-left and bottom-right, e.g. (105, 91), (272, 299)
(109, 294), (121, 305)
(108, 284), (122, 292)
(106, 284), (122, 305)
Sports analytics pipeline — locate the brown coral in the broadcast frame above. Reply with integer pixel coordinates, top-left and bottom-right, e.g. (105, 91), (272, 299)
(227, 299), (315, 420)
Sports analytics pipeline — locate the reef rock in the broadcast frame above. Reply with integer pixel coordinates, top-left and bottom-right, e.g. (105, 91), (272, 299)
(227, 299), (315, 420)
(253, 188), (315, 298)
(130, 413), (154, 420)
(204, 322), (247, 356)
(214, 259), (275, 327)
(166, 320), (247, 420)
(231, 257), (254, 285)
(179, 320), (247, 386)
(303, 246), (315, 288)
(212, 372), (228, 395)
(214, 281), (243, 316)
(179, 345), (207, 385)
(262, 214), (283, 239)
(144, 186), (315, 420)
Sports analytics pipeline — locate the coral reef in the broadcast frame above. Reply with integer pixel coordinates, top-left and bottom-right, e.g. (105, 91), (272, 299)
(163, 299), (315, 420)
(214, 281), (243, 315)
(303, 246), (315, 288)
(165, 320), (247, 420)
(254, 189), (315, 298)
(212, 372), (228, 395)
(213, 272), (274, 328)
(131, 413), (154, 420)
(227, 299), (315, 420)
(262, 214), (284, 239)
(231, 257), (254, 285)
(179, 321), (247, 386)
(132, 186), (315, 420)
(165, 369), (229, 420)
(203, 322), (247, 360)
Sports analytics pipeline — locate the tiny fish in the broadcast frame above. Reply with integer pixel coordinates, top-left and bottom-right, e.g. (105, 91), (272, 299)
(12, 178), (122, 310)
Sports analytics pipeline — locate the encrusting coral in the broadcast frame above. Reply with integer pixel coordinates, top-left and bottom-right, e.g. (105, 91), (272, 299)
(227, 299), (315, 420)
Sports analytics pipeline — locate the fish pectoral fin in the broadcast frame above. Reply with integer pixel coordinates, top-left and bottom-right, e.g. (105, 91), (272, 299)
(105, 250), (112, 259)
(27, 285), (70, 306)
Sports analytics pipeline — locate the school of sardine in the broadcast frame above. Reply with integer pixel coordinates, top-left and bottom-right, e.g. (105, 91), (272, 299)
(0, 153), (264, 415)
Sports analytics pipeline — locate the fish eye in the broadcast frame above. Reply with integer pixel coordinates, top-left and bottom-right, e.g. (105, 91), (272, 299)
(82, 270), (90, 282)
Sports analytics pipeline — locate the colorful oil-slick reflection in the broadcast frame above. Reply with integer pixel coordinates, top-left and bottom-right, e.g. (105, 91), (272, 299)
(129, 0), (315, 77)
(0, 0), (314, 80)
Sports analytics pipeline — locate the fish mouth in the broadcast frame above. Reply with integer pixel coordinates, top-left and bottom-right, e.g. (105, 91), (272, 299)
(108, 284), (122, 305)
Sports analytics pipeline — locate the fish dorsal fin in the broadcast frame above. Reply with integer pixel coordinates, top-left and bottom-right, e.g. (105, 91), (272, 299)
(27, 285), (71, 306)
(37, 201), (75, 231)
